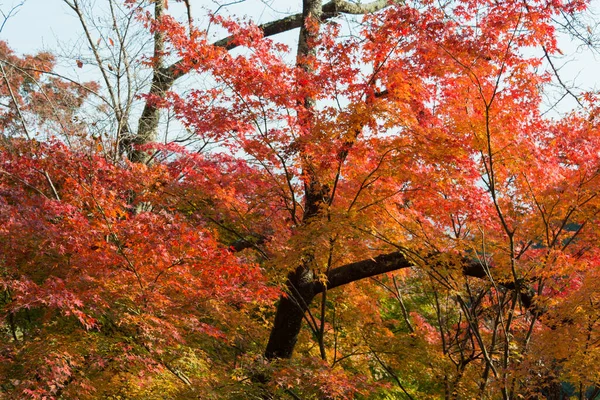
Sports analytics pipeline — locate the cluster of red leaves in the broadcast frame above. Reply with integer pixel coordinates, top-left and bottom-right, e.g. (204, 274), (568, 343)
(271, 356), (374, 399)
(0, 139), (277, 398)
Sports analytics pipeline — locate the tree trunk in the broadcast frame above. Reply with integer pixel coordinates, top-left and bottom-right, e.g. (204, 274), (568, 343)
(265, 266), (318, 359)
(121, 0), (167, 163)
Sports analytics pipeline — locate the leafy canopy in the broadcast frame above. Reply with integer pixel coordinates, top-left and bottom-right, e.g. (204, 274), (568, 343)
(2, 0), (600, 398)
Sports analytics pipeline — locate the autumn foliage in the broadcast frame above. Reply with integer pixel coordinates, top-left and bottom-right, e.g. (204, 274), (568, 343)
(2, 0), (600, 398)
(0, 42), (97, 140)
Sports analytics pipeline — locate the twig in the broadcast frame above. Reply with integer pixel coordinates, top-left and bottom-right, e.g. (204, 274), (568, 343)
(44, 171), (61, 201)
(368, 346), (416, 400)
(0, 1), (25, 34)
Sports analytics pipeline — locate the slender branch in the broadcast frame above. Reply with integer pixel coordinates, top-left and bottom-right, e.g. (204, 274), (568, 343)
(0, 59), (110, 106)
(368, 345), (416, 400)
(182, 0), (192, 34)
(0, 168), (49, 199)
(0, 1), (25, 34)
(63, 0), (121, 118)
(541, 45), (584, 108)
(0, 61), (31, 139)
(43, 171), (61, 201)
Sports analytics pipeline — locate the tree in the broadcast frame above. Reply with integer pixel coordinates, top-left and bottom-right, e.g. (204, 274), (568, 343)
(61, 0), (157, 160)
(0, 40), (98, 142)
(2, 0), (600, 399)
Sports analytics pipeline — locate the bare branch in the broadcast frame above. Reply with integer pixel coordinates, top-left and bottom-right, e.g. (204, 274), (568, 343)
(0, 0), (25, 34)
(323, 0), (402, 16)
(542, 45), (584, 108)
(43, 171), (61, 201)
(0, 59), (109, 106)
(182, 0), (193, 34)
(63, 0), (124, 127)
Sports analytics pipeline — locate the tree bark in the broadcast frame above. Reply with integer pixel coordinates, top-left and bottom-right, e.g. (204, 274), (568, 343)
(123, 0), (166, 163)
(264, 251), (414, 360)
(264, 0), (324, 361)
(264, 266), (318, 359)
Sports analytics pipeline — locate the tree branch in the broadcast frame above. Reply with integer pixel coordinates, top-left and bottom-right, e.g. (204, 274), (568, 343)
(265, 248), (535, 360)
(167, 0), (397, 79)
(319, 251), (413, 292)
(322, 0), (402, 16)
(315, 251), (534, 308)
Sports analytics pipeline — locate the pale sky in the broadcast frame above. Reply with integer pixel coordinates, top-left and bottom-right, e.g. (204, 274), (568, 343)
(0, 0), (302, 54)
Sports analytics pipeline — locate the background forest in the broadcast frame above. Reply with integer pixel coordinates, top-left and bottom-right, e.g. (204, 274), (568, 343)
(1, 0), (600, 398)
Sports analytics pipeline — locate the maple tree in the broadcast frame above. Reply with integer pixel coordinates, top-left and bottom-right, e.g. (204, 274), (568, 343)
(2, 0), (600, 399)
(0, 40), (97, 141)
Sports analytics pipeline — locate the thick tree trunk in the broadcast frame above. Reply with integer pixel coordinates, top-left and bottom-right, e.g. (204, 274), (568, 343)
(263, 0), (324, 361)
(264, 266), (318, 359)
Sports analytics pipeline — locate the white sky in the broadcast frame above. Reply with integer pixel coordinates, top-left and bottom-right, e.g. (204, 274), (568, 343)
(0, 0), (302, 53)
